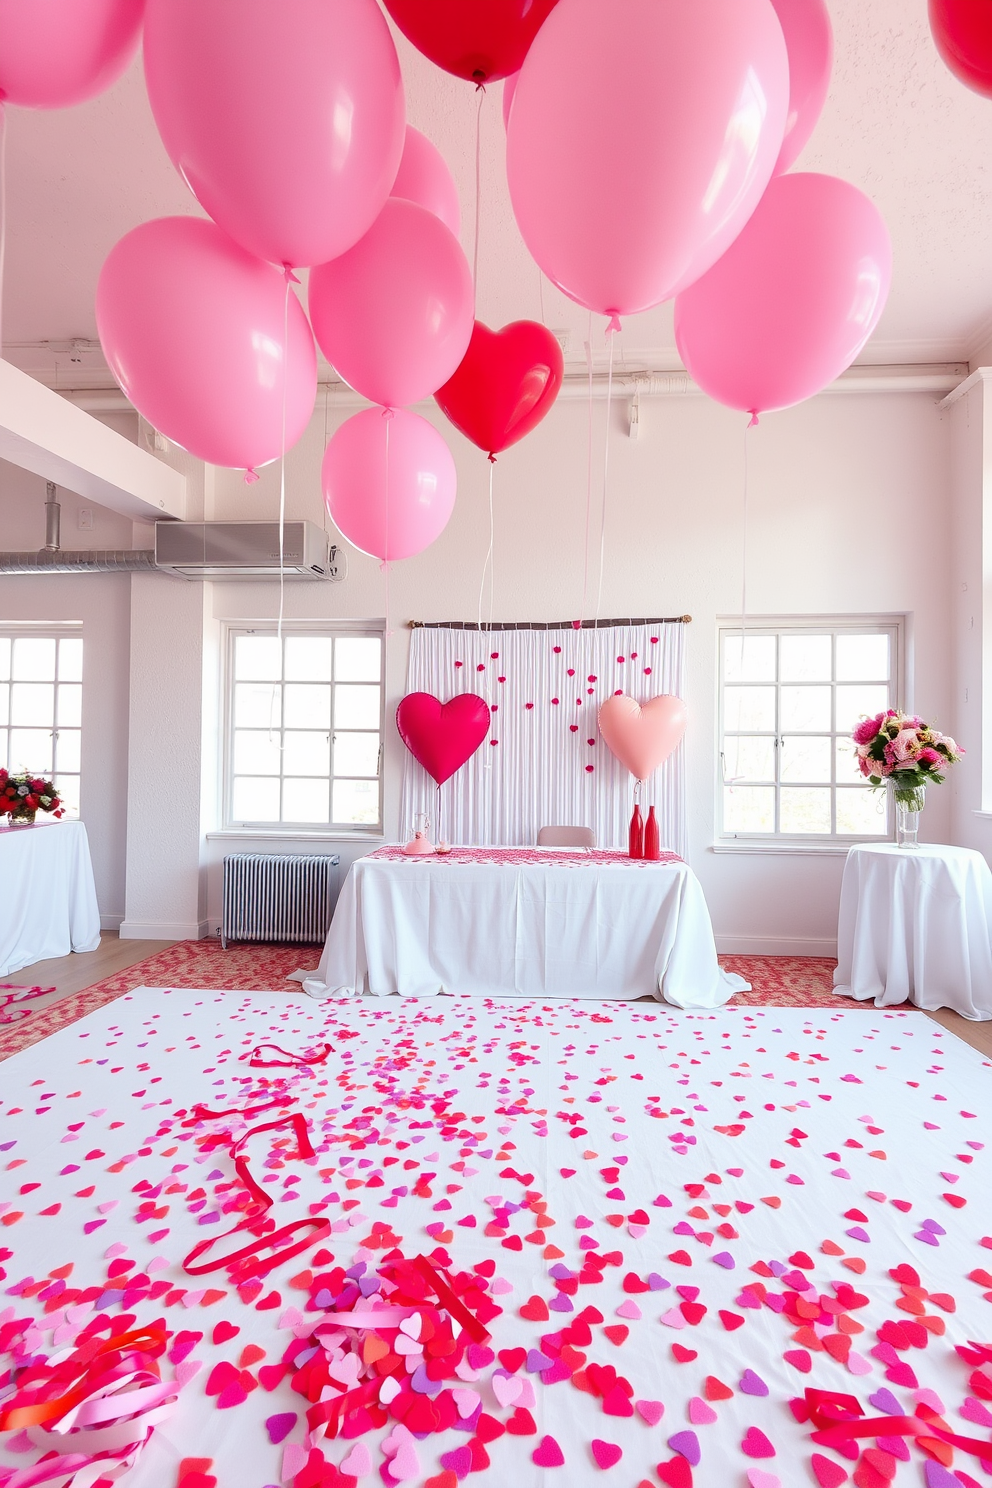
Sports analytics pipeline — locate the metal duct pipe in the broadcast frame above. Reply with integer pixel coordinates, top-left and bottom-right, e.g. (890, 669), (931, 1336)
(0, 550), (157, 574)
(44, 482), (61, 551)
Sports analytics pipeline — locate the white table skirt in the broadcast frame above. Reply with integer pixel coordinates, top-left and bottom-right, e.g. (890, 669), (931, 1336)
(0, 819), (101, 977)
(833, 842), (992, 1020)
(298, 849), (746, 1008)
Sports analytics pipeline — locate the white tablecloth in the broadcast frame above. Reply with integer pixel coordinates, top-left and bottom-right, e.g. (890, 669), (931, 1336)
(297, 847), (746, 1007)
(833, 842), (992, 1020)
(0, 819), (101, 977)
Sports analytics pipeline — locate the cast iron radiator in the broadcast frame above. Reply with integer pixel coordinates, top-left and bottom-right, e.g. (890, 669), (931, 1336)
(221, 853), (340, 947)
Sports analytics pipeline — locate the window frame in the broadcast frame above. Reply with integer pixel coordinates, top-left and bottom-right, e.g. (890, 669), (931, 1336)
(222, 621), (385, 835)
(716, 617), (904, 848)
(0, 624), (83, 818)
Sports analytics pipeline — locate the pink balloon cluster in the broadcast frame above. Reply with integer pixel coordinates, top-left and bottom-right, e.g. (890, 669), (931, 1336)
(0, 0), (144, 110)
(92, 0), (464, 559)
(312, 128), (471, 561)
(502, 0), (890, 415)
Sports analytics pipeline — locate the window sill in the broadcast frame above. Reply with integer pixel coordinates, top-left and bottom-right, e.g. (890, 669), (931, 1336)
(710, 839), (891, 856)
(207, 829), (385, 844)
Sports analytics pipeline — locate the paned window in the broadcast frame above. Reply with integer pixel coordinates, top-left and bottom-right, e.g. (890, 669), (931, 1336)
(0, 631), (83, 816)
(226, 627), (383, 831)
(719, 622), (901, 841)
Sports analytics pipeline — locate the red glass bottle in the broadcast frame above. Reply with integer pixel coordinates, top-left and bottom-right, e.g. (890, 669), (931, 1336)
(644, 805), (661, 861)
(628, 803), (643, 859)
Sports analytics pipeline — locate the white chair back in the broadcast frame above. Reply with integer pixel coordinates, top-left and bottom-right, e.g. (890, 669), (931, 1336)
(537, 825), (596, 849)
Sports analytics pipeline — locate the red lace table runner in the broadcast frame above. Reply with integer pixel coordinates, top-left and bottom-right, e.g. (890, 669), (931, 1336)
(369, 846), (683, 868)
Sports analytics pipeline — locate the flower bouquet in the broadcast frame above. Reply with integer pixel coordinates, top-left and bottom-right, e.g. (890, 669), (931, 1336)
(0, 769), (65, 825)
(852, 710), (963, 845)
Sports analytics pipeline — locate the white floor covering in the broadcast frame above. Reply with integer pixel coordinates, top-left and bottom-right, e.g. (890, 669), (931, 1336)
(0, 988), (990, 1488)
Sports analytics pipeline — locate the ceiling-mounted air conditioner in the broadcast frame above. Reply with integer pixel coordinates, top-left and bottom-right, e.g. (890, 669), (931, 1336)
(154, 521), (345, 581)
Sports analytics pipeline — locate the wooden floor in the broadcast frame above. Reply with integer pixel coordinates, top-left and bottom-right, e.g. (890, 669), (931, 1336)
(6, 936), (992, 1060)
(5, 931), (175, 1015)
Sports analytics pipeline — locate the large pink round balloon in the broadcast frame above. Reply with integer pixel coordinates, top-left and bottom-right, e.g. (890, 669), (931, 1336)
(674, 173), (892, 416)
(323, 408), (456, 562)
(309, 199), (474, 410)
(506, 0), (789, 318)
(769, 0), (833, 174)
(502, 72), (519, 131)
(96, 216), (318, 470)
(0, 0), (143, 109)
(390, 127), (461, 238)
(143, 0), (405, 269)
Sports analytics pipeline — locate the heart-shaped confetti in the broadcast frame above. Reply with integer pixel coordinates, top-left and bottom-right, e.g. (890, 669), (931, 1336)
(340, 1443), (372, 1477)
(591, 1440), (622, 1470)
(667, 1432), (700, 1466)
(655, 1457), (693, 1488)
(688, 1397), (718, 1425)
(532, 1435), (565, 1467)
(265, 1414), (297, 1446)
(741, 1428), (775, 1459)
(747, 1473), (781, 1488)
(740, 1370), (769, 1397)
(636, 1399), (665, 1425)
(811, 1455), (849, 1488)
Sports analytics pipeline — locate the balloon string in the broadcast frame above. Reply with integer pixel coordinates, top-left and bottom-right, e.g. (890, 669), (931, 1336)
(725, 417), (753, 786)
(595, 321), (616, 620)
(477, 458), (494, 635)
(473, 85), (485, 297)
(382, 408), (392, 639)
(579, 312), (594, 627)
(479, 459), (496, 773)
(488, 456), (496, 637)
(741, 415), (750, 643)
(278, 272), (290, 660)
(0, 100), (6, 359)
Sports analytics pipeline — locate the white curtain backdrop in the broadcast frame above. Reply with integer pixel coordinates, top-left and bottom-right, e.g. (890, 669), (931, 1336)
(398, 622), (687, 855)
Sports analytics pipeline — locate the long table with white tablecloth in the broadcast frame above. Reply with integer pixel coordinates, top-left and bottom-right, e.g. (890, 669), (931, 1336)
(0, 819), (101, 977)
(297, 846), (746, 1007)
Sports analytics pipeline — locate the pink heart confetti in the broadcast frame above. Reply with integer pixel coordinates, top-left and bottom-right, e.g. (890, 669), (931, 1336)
(741, 1428), (775, 1459)
(532, 1436), (565, 1468)
(340, 1443), (371, 1478)
(688, 1398), (717, 1425)
(636, 1400), (664, 1425)
(591, 1440), (622, 1470)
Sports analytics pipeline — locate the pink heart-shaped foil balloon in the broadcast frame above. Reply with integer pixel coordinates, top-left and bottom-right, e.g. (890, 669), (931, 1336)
(396, 691), (490, 785)
(598, 694), (687, 781)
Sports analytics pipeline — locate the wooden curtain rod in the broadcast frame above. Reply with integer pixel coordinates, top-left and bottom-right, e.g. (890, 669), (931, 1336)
(408, 617), (691, 631)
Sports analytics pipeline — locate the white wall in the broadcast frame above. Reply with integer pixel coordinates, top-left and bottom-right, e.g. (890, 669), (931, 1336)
(185, 385), (953, 952)
(0, 385), (960, 953)
(949, 373), (992, 861)
(0, 458), (133, 924)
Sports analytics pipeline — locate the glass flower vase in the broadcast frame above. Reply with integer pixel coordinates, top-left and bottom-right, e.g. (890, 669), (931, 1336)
(890, 783), (925, 849)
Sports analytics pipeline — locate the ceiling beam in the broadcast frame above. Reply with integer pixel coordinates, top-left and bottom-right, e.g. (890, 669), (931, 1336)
(0, 358), (186, 521)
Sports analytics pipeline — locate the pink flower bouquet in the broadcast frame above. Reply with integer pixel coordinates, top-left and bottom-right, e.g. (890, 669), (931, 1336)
(852, 710), (964, 807)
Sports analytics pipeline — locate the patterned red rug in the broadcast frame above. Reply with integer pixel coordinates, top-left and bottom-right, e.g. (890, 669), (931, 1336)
(0, 941), (875, 1062)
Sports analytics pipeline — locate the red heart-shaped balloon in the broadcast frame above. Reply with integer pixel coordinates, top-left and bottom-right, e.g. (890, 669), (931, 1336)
(381, 0), (559, 82)
(436, 320), (563, 458)
(396, 692), (490, 785)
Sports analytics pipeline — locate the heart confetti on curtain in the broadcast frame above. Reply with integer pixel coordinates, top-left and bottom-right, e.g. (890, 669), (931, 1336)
(398, 621), (687, 853)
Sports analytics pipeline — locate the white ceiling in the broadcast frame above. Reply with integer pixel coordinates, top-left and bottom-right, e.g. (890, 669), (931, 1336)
(5, 0), (992, 382)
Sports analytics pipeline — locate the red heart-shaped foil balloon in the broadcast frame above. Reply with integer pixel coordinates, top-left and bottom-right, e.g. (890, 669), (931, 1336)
(436, 320), (563, 459)
(396, 692), (490, 785)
